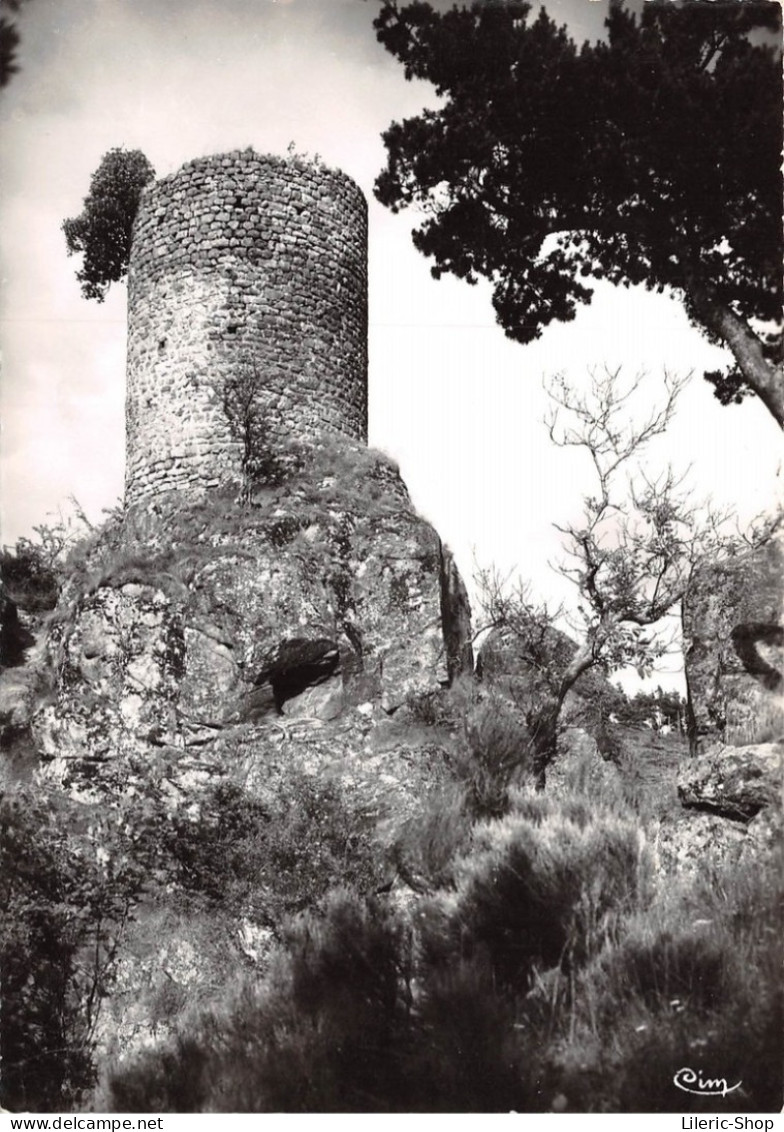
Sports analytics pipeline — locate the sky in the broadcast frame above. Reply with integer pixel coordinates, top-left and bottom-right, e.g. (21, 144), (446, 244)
(1, 0), (781, 690)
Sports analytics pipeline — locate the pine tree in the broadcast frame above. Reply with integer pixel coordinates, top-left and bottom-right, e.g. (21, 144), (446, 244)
(372, 0), (783, 425)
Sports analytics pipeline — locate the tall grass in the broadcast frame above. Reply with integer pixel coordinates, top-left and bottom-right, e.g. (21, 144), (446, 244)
(725, 698), (784, 747)
(533, 848), (783, 1112)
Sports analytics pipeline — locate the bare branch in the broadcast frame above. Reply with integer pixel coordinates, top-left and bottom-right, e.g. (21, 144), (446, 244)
(476, 365), (757, 786)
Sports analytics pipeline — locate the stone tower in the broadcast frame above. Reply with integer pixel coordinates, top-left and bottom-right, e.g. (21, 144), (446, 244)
(124, 151), (368, 503)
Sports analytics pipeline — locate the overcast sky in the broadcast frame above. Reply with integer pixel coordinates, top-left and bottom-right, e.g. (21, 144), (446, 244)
(1, 0), (781, 689)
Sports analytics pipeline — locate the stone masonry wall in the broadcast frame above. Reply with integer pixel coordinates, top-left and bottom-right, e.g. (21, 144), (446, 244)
(125, 151), (368, 503)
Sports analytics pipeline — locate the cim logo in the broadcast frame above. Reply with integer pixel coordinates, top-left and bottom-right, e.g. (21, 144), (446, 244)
(673, 1067), (742, 1098)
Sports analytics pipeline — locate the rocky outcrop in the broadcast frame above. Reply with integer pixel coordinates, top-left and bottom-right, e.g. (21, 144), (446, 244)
(31, 438), (472, 794)
(653, 810), (749, 875)
(677, 741), (783, 821)
(439, 547), (474, 683)
(663, 533), (784, 875)
(17, 433), (473, 1061)
(682, 530), (784, 752)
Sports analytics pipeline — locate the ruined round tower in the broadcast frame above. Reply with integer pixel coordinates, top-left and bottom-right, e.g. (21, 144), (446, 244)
(125, 151), (368, 503)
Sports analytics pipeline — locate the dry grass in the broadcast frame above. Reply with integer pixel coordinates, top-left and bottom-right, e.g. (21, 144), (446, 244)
(531, 844), (784, 1112)
(725, 698), (784, 747)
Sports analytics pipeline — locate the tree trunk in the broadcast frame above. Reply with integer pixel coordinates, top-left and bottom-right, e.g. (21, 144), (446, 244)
(530, 644), (596, 789)
(530, 704), (559, 791)
(688, 288), (784, 429)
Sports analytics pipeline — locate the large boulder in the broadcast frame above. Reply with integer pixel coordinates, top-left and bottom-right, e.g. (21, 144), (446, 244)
(682, 531), (784, 752)
(677, 741), (783, 821)
(31, 438), (473, 792)
(653, 810), (750, 876)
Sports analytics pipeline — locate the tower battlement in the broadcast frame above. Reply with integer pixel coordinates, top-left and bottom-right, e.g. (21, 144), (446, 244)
(125, 150), (368, 503)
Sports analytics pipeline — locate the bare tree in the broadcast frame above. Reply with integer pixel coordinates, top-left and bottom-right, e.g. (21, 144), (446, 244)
(479, 366), (744, 787)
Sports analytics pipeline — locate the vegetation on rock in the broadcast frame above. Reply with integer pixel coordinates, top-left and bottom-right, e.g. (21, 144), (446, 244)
(2, 463), (780, 1111)
(100, 775), (782, 1113)
(0, 790), (148, 1110)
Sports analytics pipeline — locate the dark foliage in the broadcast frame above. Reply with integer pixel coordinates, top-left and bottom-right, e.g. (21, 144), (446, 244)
(105, 1036), (211, 1115)
(452, 693), (534, 817)
(62, 148), (155, 302)
(421, 812), (643, 990)
(160, 774), (381, 924)
(105, 890), (534, 1112)
(220, 365), (297, 496)
(0, 15), (19, 86)
(0, 539), (60, 613)
(372, 0), (783, 423)
(615, 988), (784, 1113)
(0, 0), (30, 88)
(102, 802), (783, 1113)
(0, 791), (145, 1111)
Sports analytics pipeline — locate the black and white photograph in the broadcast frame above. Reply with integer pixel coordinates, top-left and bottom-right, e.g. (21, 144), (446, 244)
(0, 0), (782, 1116)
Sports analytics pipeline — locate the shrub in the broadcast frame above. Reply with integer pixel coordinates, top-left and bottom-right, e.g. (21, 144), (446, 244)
(1, 539), (60, 612)
(99, 1034), (211, 1114)
(104, 891), (415, 1113)
(533, 845), (784, 1112)
(160, 773), (382, 923)
(219, 369), (302, 497)
(423, 807), (648, 991)
(392, 784), (473, 892)
(104, 889), (539, 1113)
(0, 791), (145, 1111)
(101, 817), (781, 1113)
(589, 925), (730, 1023)
(613, 996), (783, 1113)
(404, 955), (532, 1111)
(452, 693), (534, 818)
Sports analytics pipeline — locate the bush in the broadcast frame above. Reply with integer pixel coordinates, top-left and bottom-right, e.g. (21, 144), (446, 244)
(100, 1034), (211, 1114)
(101, 810), (782, 1113)
(406, 957), (530, 1111)
(602, 929), (729, 1015)
(532, 847), (784, 1112)
(0, 791), (145, 1111)
(452, 693), (534, 818)
(219, 369), (302, 496)
(613, 995), (783, 1113)
(104, 891), (415, 1112)
(104, 889), (538, 1113)
(1, 539), (60, 612)
(160, 772), (382, 924)
(392, 784), (473, 892)
(423, 807), (648, 991)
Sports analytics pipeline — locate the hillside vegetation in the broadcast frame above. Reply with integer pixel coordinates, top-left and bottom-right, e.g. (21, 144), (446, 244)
(1, 436), (781, 1114)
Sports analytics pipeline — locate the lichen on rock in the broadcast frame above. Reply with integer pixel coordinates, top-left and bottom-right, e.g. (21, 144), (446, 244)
(32, 435), (472, 795)
(682, 530), (784, 751)
(677, 740), (783, 821)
